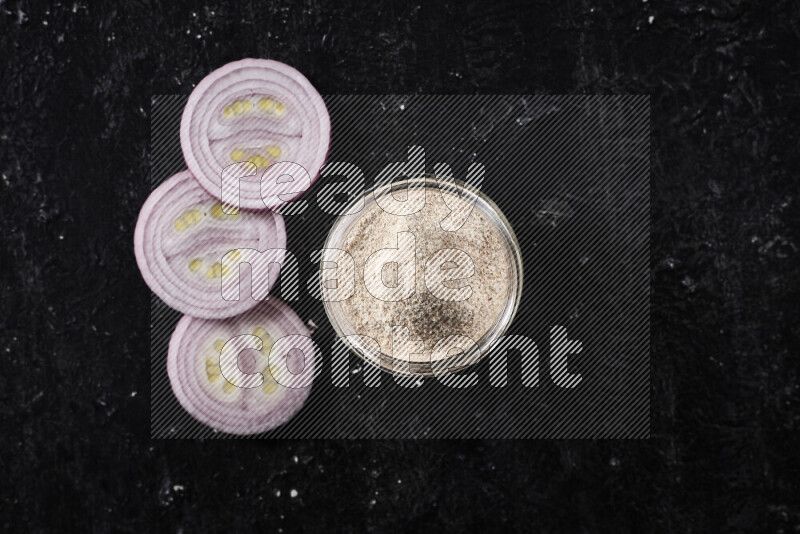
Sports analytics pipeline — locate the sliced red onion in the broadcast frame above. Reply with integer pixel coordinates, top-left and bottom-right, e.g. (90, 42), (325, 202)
(167, 298), (315, 435)
(180, 59), (330, 210)
(134, 170), (286, 319)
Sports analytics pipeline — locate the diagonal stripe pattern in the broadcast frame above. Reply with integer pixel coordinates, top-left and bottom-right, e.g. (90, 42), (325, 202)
(149, 95), (650, 439)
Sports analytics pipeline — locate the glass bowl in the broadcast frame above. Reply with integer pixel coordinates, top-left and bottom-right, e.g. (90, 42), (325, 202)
(322, 175), (523, 377)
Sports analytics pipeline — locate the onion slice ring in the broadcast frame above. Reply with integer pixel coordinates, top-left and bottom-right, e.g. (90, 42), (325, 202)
(180, 59), (330, 210)
(134, 170), (286, 319)
(167, 298), (315, 435)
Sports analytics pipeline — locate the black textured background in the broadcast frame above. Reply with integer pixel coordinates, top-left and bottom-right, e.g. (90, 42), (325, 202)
(2, 1), (799, 532)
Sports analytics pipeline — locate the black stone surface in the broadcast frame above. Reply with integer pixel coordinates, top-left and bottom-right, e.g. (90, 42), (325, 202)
(1, 0), (799, 532)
